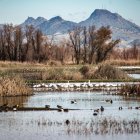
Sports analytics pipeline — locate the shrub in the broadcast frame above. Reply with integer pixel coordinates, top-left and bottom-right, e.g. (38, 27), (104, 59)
(80, 65), (90, 75)
(92, 63), (130, 80)
(0, 76), (32, 97)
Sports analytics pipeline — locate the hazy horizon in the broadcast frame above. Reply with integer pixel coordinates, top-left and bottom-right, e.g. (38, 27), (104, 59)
(0, 0), (140, 26)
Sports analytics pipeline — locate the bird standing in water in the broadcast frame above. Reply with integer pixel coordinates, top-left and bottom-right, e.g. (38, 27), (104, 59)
(100, 106), (104, 112)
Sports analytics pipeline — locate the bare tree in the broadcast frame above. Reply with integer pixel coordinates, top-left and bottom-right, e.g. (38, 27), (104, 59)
(25, 25), (35, 61)
(33, 29), (43, 62)
(82, 26), (88, 63)
(13, 26), (23, 61)
(3, 24), (14, 60)
(131, 44), (139, 59)
(88, 26), (96, 64)
(69, 27), (82, 64)
(0, 29), (6, 60)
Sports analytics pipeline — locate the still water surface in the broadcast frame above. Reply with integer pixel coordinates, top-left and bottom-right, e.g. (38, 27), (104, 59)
(128, 74), (140, 79)
(0, 91), (140, 140)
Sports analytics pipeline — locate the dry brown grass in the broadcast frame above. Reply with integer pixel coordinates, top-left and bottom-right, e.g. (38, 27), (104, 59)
(46, 60), (62, 66)
(106, 59), (140, 66)
(64, 71), (83, 80)
(42, 68), (83, 81)
(0, 61), (47, 70)
(0, 76), (32, 97)
(42, 68), (64, 80)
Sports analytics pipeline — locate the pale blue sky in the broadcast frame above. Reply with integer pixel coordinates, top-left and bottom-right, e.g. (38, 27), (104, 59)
(0, 0), (140, 25)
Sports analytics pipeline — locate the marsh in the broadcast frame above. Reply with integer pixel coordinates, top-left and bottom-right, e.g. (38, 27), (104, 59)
(0, 91), (140, 140)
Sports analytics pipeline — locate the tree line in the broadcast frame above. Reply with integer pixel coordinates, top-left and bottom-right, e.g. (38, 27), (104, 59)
(0, 24), (139, 64)
(0, 24), (43, 62)
(0, 24), (72, 63)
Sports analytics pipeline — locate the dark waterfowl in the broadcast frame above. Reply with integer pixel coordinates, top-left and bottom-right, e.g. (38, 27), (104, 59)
(45, 105), (50, 109)
(65, 120), (70, 125)
(13, 105), (19, 108)
(63, 109), (69, 112)
(71, 100), (77, 104)
(12, 105), (19, 111)
(94, 109), (99, 113)
(119, 106), (123, 110)
(58, 108), (63, 112)
(57, 105), (62, 109)
(105, 99), (110, 102)
(100, 106), (104, 112)
(2, 104), (9, 109)
(3, 103), (8, 107)
(93, 112), (98, 116)
(135, 107), (140, 110)
(2, 104), (10, 111)
(105, 99), (113, 104)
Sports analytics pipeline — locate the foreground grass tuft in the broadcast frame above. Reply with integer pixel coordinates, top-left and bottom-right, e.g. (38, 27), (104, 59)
(0, 76), (33, 97)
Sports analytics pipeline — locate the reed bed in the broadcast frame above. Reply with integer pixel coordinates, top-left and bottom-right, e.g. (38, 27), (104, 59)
(14, 117), (140, 135)
(0, 76), (33, 97)
(0, 96), (28, 107)
(66, 118), (140, 135)
(120, 84), (140, 95)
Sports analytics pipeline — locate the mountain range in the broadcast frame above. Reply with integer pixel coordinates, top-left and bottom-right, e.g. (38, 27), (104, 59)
(21, 15), (77, 35)
(2, 9), (140, 46)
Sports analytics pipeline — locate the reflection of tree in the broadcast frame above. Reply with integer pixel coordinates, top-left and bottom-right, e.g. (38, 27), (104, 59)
(0, 96), (29, 107)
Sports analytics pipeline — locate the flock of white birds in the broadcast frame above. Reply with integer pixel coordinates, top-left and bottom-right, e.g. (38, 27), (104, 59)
(33, 81), (139, 91)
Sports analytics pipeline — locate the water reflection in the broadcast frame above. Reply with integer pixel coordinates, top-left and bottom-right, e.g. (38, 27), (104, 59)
(0, 96), (28, 107)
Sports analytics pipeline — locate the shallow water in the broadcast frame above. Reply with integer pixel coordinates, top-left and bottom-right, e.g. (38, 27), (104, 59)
(0, 91), (140, 140)
(128, 74), (140, 79)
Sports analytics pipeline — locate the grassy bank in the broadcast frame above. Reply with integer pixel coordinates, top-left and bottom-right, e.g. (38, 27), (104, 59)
(0, 61), (139, 96)
(0, 61), (139, 83)
(0, 61), (139, 82)
(0, 61), (132, 81)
